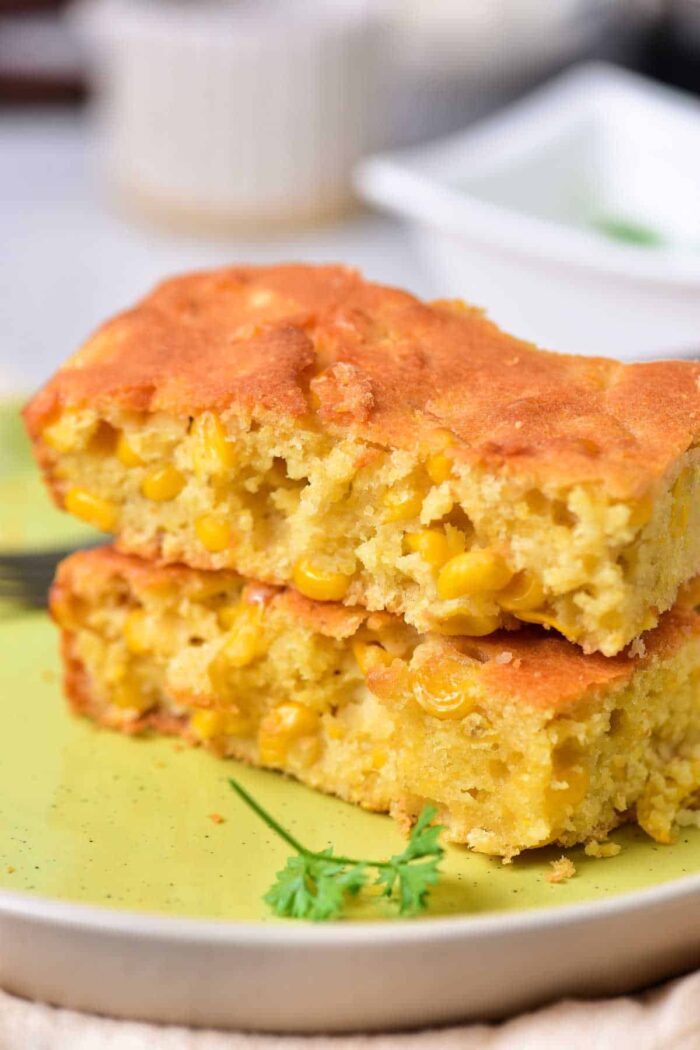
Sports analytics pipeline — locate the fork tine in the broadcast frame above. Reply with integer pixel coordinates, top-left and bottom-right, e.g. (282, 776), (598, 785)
(0, 564), (58, 585)
(0, 550), (67, 566)
(0, 568), (54, 599)
(0, 559), (56, 581)
(0, 583), (32, 601)
(0, 552), (70, 573)
(0, 541), (99, 612)
(0, 568), (51, 592)
(0, 585), (46, 609)
(0, 582), (50, 606)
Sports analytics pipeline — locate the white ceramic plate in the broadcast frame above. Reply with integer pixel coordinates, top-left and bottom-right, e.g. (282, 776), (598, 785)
(1, 875), (699, 1032)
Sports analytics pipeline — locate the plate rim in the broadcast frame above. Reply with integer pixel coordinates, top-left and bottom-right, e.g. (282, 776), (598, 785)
(1, 867), (699, 945)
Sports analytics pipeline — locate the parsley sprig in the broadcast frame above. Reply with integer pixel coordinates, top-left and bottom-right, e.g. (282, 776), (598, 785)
(229, 778), (445, 920)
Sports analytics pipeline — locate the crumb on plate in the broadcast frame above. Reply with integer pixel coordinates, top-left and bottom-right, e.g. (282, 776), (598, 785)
(546, 856), (576, 884)
(676, 808), (700, 829)
(584, 840), (622, 858)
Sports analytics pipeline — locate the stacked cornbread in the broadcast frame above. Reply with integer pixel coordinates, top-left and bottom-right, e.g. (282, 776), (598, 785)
(25, 264), (700, 857)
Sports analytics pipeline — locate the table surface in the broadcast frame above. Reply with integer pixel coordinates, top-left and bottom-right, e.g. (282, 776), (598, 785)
(1, 109), (431, 393)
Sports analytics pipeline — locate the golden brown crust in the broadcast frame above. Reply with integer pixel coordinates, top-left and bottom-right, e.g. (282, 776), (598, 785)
(370, 609), (699, 714)
(24, 264), (700, 499)
(458, 608), (696, 711)
(55, 547), (700, 714)
(54, 545), (241, 597)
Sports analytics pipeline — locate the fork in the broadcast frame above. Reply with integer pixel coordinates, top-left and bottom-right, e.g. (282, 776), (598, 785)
(0, 544), (96, 611)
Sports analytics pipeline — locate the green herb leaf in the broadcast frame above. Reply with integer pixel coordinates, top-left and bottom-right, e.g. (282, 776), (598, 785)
(265, 853), (347, 921)
(374, 806), (445, 914)
(396, 857), (443, 914)
(396, 804), (444, 862)
(593, 217), (665, 247)
(337, 862), (369, 896)
(228, 778), (445, 921)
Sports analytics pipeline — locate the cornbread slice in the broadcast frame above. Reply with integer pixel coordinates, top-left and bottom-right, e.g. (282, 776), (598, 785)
(52, 547), (700, 857)
(27, 264), (700, 655)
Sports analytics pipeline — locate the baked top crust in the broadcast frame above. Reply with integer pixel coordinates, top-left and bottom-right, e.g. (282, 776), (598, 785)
(55, 546), (700, 714)
(24, 264), (700, 499)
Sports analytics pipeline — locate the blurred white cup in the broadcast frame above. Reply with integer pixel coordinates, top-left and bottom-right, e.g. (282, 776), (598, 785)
(71, 0), (383, 232)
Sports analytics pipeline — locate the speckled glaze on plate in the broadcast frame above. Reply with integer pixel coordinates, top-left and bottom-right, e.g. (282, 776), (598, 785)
(0, 399), (698, 1031)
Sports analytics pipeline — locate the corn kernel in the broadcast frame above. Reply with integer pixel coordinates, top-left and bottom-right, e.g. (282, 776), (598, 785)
(518, 610), (579, 642)
(292, 558), (352, 602)
(191, 413), (235, 478)
(426, 452), (453, 485)
(414, 658), (479, 719)
(141, 464), (185, 502)
(352, 639), (393, 675)
(111, 678), (151, 712)
(326, 720), (346, 740)
(221, 711), (253, 737)
(258, 703), (319, 765)
(627, 492), (654, 529)
(116, 432), (143, 468)
(191, 708), (252, 741)
(42, 410), (82, 453)
(371, 749), (388, 769)
(421, 429), (456, 485)
(221, 603), (264, 668)
(679, 576), (700, 609)
(671, 471), (691, 538)
(498, 571), (546, 612)
(195, 514), (231, 553)
(217, 605), (240, 631)
(383, 486), (423, 522)
(433, 611), (501, 637)
(445, 526), (467, 558)
(546, 742), (590, 819)
(437, 550), (513, 600)
(64, 487), (118, 532)
(190, 709), (223, 741)
(209, 608), (264, 697)
(405, 529), (450, 568)
(123, 609), (148, 654)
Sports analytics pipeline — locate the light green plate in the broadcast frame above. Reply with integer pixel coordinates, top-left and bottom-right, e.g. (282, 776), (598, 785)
(0, 399), (698, 923)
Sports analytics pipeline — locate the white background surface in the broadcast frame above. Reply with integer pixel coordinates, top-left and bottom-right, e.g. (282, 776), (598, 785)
(1, 110), (430, 393)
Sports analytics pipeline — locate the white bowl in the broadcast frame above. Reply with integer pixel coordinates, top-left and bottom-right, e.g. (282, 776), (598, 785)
(356, 63), (700, 360)
(73, 0), (382, 232)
